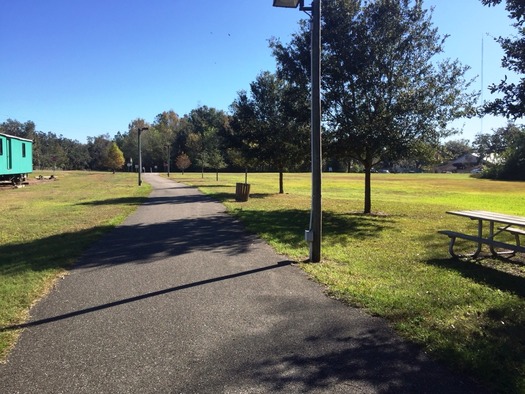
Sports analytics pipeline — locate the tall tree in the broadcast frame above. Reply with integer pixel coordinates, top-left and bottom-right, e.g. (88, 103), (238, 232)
(474, 122), (525, 165)
(149, 110), (181, 170)
(175, 153), (191, 174)
(104, 142), (125, 172)
(87, 134), (112, 170)
(481, 0), (525, 118)
(0, 119), (36, 140)
(229, 71), (310, 194)
(479, 123), (525, 179)
(271, 0), (477, 213)
(183, 106), (228, 177)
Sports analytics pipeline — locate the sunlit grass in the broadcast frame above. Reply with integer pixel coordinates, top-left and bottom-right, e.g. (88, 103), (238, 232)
(0, 171), (151, 359)
(176, 171), (525, 394)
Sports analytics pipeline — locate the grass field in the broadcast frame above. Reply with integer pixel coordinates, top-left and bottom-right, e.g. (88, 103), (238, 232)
(0, 171), (151, 361)
(176, 171), (525, 394)
(1, 170), (524, 392)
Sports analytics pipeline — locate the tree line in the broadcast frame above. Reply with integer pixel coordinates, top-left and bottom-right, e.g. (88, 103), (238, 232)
(1, 0), (524, 213)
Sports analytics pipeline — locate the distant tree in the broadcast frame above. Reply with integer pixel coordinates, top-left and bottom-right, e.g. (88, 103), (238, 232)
(175, 153), (191, 174)
(442, 139), (472, 161)
(405, 139), (441, 171)
(481, 0), (525, 118)
(474, 122), (523, 158)
(104, 142), (125, 172)
(114, 119), (150, 171)
(482, 124), (525, 180)
(499, 131), (525, 179)
(186, 127), (226, 178)
(472, 133), (493, 164)
(183, 106), (228, 178)
(474, 122), (525, 179)
(0, 119), (36, 140)
(146, 110), (181, 170)
(87, 134), (112, 170)
(59, 136), (90, 170)
(229, 71), (309, 194)
(271, 0), (477, 212)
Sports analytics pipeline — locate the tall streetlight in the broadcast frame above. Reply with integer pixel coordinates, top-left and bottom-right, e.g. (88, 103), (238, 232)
(273, 0), (322, 262)
(138, 127), (149, 186)
(166, 143), (171, 177)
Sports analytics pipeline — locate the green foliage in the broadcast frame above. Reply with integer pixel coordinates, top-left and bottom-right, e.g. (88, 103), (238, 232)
(87, 134), (112, 170)
(229, 71), (310, 193)
(481, 0), (525, 118)
(476, 123), (525, 180)
(175, 152), (191, 174)
(0, 119), (90, 170)
(442, 139), (473, 161)
(182, 106), (228, 174)
(104, 142), (125, 171)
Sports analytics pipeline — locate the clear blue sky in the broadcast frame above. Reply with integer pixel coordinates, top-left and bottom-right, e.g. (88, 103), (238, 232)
(0, 0), (521, 143)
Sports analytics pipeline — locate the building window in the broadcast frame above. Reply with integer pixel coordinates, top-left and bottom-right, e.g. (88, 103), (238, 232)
(22, 143), (26, 157)
(0, 140), (3, 155)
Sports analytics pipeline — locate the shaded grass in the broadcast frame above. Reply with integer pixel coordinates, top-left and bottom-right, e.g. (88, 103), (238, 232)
(0, 171), (151, 359)
(174, 171), (525, 394)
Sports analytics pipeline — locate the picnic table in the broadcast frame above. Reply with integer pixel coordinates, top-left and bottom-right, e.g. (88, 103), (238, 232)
(439, 210), (525, 258)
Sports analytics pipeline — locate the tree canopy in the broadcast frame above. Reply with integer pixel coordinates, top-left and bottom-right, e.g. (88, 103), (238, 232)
(272, 0), (477, 212)
(104, 142), (125, 172)
(481, 0), (525, 118)
(229, 71), (310, 193)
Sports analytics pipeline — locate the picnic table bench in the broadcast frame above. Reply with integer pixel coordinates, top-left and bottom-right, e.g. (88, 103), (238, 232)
(438, 210), (525, 258)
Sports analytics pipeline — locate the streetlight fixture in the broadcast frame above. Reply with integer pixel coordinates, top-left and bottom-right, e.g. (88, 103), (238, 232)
(137, 126), (149, 186)
(273, 0), (322, 262)
(166, 143), (171, 177)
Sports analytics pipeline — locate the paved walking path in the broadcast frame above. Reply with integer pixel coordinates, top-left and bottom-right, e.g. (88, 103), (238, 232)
(0, 174), (483, 393)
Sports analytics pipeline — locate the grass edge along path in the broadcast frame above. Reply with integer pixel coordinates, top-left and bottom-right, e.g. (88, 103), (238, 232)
(175, 172), (525, 394)
(0, 171), (151, 361)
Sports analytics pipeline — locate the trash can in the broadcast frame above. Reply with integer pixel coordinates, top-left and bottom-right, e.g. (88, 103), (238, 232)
(235, 183), (251, 202)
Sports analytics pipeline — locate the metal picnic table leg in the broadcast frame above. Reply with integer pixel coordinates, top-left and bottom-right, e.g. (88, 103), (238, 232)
(488, 220), (516, 256)
(446, 220), (482, 258)
(472, 219), (483, 258)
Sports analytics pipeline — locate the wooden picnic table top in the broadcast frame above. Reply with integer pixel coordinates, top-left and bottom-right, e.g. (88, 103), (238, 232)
(446, 210), (525, 227)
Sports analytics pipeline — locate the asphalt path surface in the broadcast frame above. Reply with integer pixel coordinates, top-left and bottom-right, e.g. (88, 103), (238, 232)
(0, 174), (484, 393)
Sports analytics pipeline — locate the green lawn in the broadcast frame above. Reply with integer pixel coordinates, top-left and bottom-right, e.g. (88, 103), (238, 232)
(1, 170), (524, 393)
(176, 171), (525, 394)
(0, 171), (151, 360)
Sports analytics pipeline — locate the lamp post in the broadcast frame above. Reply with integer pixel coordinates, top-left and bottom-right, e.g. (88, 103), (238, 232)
(273, 0), (322, 262)
(166, 143), (171, 177)
(137, 127), (149, 186)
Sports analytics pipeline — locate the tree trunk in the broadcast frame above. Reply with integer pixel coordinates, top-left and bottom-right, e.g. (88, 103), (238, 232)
(364, 167), (372, 214)
(244, 168), (248, 184)
(279, 171), (284, 194)
(216, 171), (219, 181)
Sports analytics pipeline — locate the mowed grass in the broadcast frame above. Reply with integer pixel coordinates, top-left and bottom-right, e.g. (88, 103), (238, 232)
(2, 170), (525, 392)
(0, 171), (151, 360)
(174, 171), (525, 394)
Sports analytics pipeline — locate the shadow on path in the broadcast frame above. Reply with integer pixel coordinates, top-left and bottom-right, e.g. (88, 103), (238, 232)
(0, 261), (292, 332)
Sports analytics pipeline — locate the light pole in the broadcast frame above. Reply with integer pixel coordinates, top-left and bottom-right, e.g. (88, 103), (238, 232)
(273, 0), (322, 262)
(138, 127), (148, 186)
(166, 143), (171, 177)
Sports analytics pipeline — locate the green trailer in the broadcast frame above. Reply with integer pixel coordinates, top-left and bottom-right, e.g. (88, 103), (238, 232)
(0, 133), (33, 184)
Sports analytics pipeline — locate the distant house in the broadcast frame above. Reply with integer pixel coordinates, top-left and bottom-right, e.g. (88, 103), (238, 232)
(452, 153), (480, 168)
(435, 153), (480, 173)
